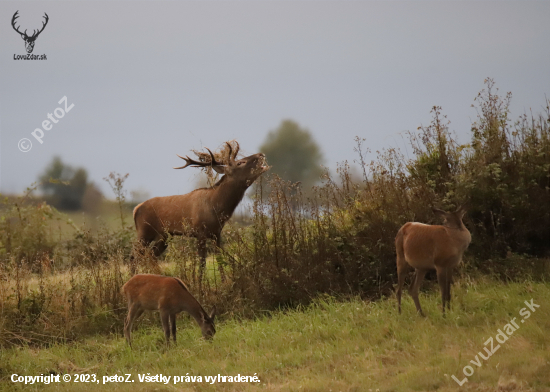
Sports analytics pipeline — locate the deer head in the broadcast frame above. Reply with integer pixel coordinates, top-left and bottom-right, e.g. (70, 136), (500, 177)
(12, 11), (49, 53)
(174, 141), (269, 187)
(200, 306), (216, 340)
(432, 204), (467, 229)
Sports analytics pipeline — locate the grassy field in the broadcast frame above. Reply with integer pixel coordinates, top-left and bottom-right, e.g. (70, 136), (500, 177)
(2, 82), (549, 391)
(52, 204), (134, 239)
(1, 276), (549, 392)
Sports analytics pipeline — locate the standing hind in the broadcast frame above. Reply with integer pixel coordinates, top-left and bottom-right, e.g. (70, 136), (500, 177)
(396, 206), (471, 316)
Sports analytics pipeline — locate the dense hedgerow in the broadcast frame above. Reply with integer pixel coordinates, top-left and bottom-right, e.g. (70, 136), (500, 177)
(219, 79), (549, 312)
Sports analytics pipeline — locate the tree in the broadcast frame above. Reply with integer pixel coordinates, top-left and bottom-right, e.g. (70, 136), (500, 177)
(39, 156), (92, 210)
(260, 120), (324, 190)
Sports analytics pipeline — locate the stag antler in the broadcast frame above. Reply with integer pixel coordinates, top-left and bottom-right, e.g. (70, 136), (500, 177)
(225, 141), (240, 165)
(232, 141), (240, 160)
(173, 155), (206, 170)
(174, 148), (225, 170)
(205, 148), (225, 166)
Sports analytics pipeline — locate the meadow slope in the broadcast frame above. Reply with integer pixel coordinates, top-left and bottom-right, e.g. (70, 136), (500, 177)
(1, 277), (549, 392)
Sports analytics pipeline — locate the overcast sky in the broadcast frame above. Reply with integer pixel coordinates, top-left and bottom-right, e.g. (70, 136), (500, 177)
(1, 1), (549, 200)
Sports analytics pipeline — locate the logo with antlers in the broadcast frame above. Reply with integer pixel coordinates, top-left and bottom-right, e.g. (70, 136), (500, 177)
(11, 11), (49, 54)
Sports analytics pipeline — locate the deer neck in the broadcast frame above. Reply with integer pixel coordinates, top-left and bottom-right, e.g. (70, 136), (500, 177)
(211, 177), (248, 218)
(445, 221), (467, 231)
(444, 221), (472, 247)
(181, 290), (209, 327)
(188, 302), (210, 329)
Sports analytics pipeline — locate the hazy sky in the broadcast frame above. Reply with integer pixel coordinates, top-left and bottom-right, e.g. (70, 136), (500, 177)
(1, 1), (549, 200)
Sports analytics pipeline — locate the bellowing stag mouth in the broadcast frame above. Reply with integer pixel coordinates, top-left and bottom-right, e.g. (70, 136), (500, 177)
(257, 154), (270, 173)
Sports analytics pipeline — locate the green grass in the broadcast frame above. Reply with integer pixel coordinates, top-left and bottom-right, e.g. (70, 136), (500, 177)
(1, 277), (549, 391)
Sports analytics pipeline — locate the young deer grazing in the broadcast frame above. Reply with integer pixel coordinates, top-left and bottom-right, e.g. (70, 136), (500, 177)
(132, 141), (269, 286)
(395, 206), (471, 316)
(122, 274), (216, 346)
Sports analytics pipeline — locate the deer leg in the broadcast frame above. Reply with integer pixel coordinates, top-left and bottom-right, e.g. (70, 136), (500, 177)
(396, 264), (409, 314)
(214, 237), (226, 283)
(446, 269), (453, 310)
(436, 267), (452, 315)
(147, 238), (166, 274)
(132, 223), (162, 274)
(152, 238), (167, 257)
(169, 314), (177, 343)
(124, 305), (144, 347)
(129, 241), (147, 275)
(409, 269), (428, 317)
(129, 254), (136, 275)
(197, 239), (207, 298)
(160, 309), (171, 345)
(132, 236), (164, 275)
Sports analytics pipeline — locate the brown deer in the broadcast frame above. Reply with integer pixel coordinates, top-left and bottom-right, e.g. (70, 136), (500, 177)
(132, 141), (269, 286)
(122, 274), (216, 346)
(395, 206), (471, 316)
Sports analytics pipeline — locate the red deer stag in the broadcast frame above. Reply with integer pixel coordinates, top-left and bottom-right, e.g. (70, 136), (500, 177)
(395, 206), (471, 316)
(123, 274), (216, 346)
(132, 141), (269, 286)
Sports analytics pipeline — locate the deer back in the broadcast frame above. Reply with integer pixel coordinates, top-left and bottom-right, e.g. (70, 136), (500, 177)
(123, 274), (189, 312)
(134, 191), (224, 238)
(398, 207), (471, 269)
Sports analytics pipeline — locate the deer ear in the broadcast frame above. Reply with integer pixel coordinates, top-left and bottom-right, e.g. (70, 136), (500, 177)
(209, 306), (216, 321)
(211, 165), (226, 174)
(432, 207), (446, 216)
